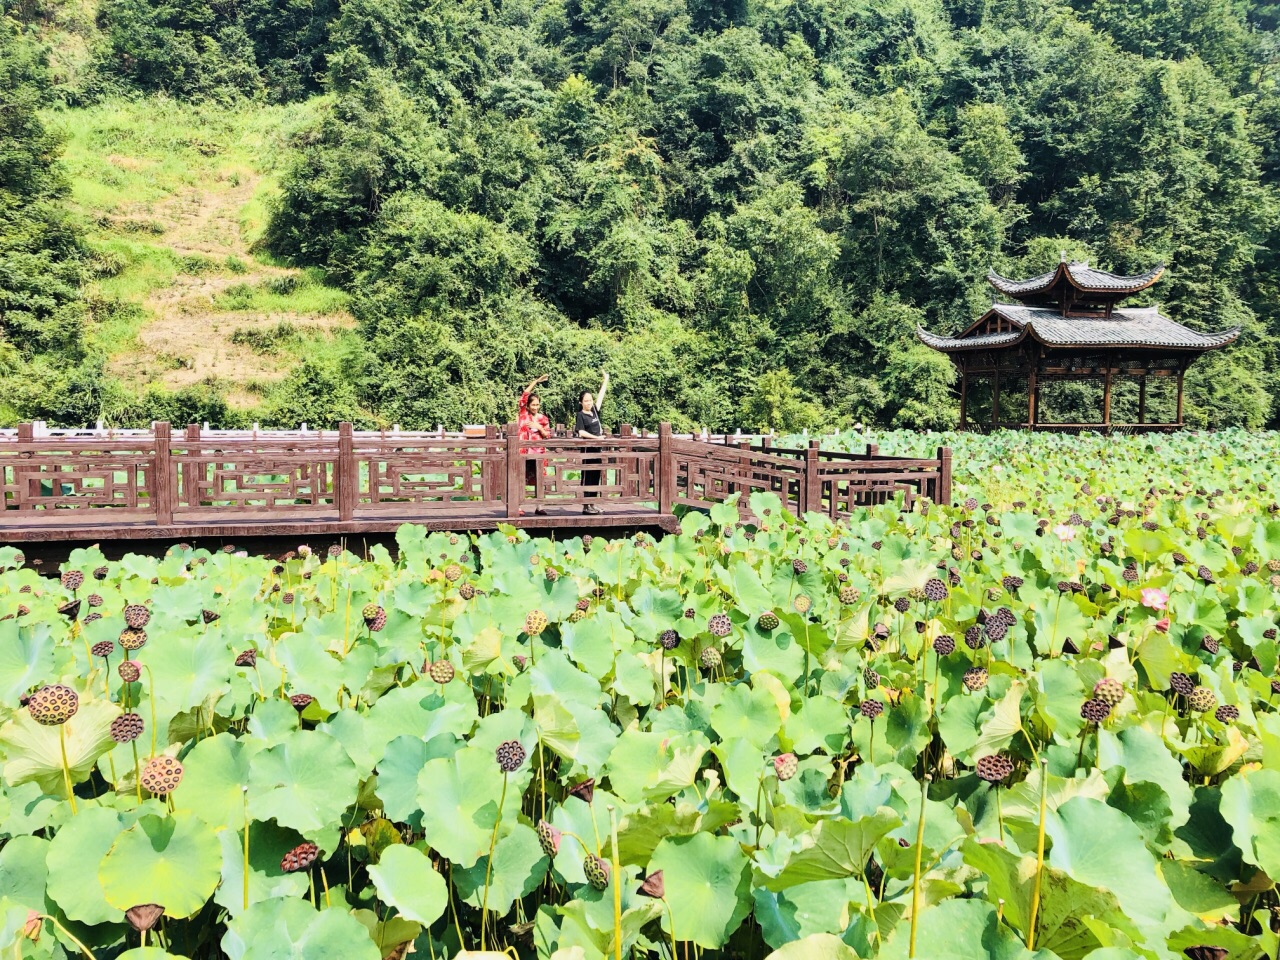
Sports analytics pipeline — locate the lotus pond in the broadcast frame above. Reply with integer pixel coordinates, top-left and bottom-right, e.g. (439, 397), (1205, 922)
(1, 430), (1279, 960)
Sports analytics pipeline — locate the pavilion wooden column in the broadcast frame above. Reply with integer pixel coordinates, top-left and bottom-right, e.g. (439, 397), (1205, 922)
(1027, 352), (1038, 428)
(991, 369), (1001, 429)
(1176, 365), (1186, 425)
(1102, 354), (1113, 426)
(1137, 376), (1147, 424)
(958, 363), (968, 428)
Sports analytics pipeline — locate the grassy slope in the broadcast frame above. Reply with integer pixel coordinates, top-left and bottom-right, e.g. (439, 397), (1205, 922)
(47, 96), (355, 411)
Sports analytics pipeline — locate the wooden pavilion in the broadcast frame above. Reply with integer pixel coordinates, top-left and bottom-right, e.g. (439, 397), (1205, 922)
(916, 258), (1240, 432)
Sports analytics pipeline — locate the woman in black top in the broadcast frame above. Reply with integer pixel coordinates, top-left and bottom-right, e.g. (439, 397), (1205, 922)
(575, 371), (609, 514)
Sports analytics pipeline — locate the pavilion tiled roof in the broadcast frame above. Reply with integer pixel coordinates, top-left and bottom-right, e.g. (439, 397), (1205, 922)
(987, 261), (1165, 298)
(916, 304), (1240, 352)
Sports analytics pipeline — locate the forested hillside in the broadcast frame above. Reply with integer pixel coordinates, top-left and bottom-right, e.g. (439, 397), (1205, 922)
(2, 0), (1279, 430)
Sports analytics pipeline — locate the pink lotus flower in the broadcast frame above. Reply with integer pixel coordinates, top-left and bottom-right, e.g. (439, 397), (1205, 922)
(1155, 617), (1170, 633)
(1053, 524), (1075, 542)
(1140, 588), (1169, 611)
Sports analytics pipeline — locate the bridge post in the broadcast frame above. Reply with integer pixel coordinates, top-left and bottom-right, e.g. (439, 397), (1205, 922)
(937, 446), (953, 506)
(505, 422), (522, 518)
(482, 424), (497, 501)
(803, 440), (821, 516)
(657, 422), (674, 516)
(337, 422), (355, 521)
(153, 422), (174, 526)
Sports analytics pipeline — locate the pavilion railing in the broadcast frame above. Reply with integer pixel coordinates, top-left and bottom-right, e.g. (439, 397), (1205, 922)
(0, 422), (951, 533)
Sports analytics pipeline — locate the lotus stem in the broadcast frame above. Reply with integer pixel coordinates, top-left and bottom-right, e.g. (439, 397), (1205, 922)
(609, 804), (622, 960)
(141, 663), (158, 758)
(908, 775), (930, 958)
(131, 738), (142, 803)
(242, 787), (250, 911)
(42, 915), (96, 959)
(659, 897), (677, 960)
(59, 724), (77, 815)
(754, 771), (765, 848)
(995, 784), (1004, 843)
(480, 771), (509, 950)
(862, 873), (880, 944)
(1027, 758), (1048, 950)
(320, 866), (330, 908)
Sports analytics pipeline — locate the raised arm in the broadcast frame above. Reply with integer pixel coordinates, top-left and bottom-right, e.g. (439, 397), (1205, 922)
(596, 370), (610, 411)
(522, 373), (548, 397)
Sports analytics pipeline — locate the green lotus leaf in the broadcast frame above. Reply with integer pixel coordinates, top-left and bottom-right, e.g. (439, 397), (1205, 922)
(710, 681), (783, 749)
(764, 934), (859, 960)
(222, 899), (380, 960)
(1219, 767), (1280, 880)
(453, 821), (549, 914)
(415, 743), (520, 868)
(0, 696), (119, 796)
(213, 819), (309, 917)
(143, 629), (234, 719)
(605, 729), (709, 803)
(117, 950), (189, 959)
(99, 812), (221, 918)
(179, 733), (265, 831)
(0, 620), (55, 705)
(247, 729), (361, 847)
(0, 834), (48, 914)
(1045, 796), (1175, 937)
(880, 896), (1042, 960)
(648, 832), (750, 949)
(377, 734), (458, 827)
(367, 845), (448, 926)
(763, 811), (900, 891)
(46, 805), (127, 924)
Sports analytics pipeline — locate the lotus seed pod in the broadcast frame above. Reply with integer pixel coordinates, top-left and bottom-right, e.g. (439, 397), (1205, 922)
(1001, 575), (1023, 592)
(84, 612), (102, 623)
(118, 660), (141, 683)
(202, 609), (219, 624)
(281, 842), (319, 873)
(1080, 697), (1111, 724)
(536, 819), (562, 857)
(235, 649), (257, 667)
(91, 640), (115, 659)
(139, 756), (183, 795)
(123, 604), (150, 629)
(975, 754), (1014, 783)
(119, 628), (147, 651)
(125, 904), (164, 932)
(1187, 686), (1216, 713)
(792, 558), (807, 575)
(60, 570), (85, 591)
(792, 594), (811, 615)
(838, 585), (859, 605)
(700, 646), (722, 670)
(458, 583), (476, 600)
(659, 629), (680, 651)
(1169, 672), (1195, 696)
(933, 635), (956, 656)
(524, 609), (548, 636)
(637, 871), (665, 899)
(773, 753), (798, 782)
(707, 613), (731, 637)
(757, 612), (779, 631)
(583, 854), (610, 890)
(893, 597), (911, 614)
(110, 712), (144, 743)
(513, 654), (528, 672)
(496, 740), (526, 773)
(289, 693), (314, 711)
(363, 605), (386, 632)
(963, 667), (988, 691)
(27, 684), (78, 725)
(859, 699), (884, 720)
(428, 660), (455, 684)
(93, 565), (109, 581)
(1093, 677), (1124, 708)
(1214, 704), (1239, 723)
(444, 564), (462, 582)
(923, 578), (948, 602)
(568, 779), (595, 803)
(87, 593), (103, 607)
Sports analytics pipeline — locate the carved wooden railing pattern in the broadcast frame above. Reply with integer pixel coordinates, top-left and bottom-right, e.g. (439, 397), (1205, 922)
(0, 422), (951, 535)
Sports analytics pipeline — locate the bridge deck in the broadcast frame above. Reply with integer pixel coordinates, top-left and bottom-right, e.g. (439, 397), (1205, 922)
(0, 422), (951, 543)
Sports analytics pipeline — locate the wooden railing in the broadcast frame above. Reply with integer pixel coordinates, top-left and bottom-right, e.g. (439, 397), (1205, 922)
(0, 422), (951, 541)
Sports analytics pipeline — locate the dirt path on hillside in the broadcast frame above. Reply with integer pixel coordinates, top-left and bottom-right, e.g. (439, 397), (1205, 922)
(105, 168), (352, 409)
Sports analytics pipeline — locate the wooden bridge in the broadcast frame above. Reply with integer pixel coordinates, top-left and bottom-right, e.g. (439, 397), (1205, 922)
(0, 422), (951, 543)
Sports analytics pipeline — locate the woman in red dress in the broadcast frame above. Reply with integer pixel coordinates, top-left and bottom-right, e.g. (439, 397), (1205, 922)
(518, 374), (552, 515)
